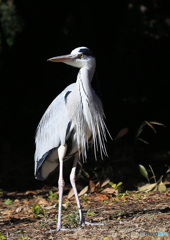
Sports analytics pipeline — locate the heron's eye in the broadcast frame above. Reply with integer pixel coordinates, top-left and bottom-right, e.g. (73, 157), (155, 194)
(80, 54), (84, 58)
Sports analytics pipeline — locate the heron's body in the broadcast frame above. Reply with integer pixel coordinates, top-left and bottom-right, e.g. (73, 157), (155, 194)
(34, 47), (110, 231)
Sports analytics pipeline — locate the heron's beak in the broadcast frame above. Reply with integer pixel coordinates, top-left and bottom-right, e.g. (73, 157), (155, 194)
(47, 54), (78, 63)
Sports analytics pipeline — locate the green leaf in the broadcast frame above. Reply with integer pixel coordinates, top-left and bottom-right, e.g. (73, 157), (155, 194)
(117, 193), (125, 198)
(49, 190), (53, 196)
(125, 190), (131, 195)
(109, 181), (122, 190)
(109, 182), (116, 188)
(139, 165), (149, 181)
(32, 202), (45, 215)
(4, 199), (12, 205)
(116, 182), (122, 188)
(135, 193), (141, 198)
(48, 191), (58, 200)
(0, 233), (5, 240)
(86, 210), (97, 216)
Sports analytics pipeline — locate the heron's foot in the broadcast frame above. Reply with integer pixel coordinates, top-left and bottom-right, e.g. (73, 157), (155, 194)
(49, 224), (68, 232)
(49, 220), (104, 232)
(85, 221), (104, 226)
(49, 227), (76, 232)
(81, 221), (104, 227)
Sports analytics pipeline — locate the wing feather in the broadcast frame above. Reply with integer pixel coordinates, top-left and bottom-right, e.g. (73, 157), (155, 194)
(34, 83), (75, 174)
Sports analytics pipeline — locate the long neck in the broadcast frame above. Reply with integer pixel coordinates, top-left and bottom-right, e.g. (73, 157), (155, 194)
(65, 67), (94, 112)
(76, 62), (96, 101)
(82, 62), (96, 83)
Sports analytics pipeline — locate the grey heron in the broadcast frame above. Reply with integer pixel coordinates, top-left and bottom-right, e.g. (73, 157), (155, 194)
(34, 47), (111, 231)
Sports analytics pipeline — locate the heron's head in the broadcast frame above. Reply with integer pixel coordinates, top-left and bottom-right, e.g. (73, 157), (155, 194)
(48, 47), (96, 70)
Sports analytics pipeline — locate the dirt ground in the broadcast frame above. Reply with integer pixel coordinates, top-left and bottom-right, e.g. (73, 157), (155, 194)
(0, 183), (170, 240)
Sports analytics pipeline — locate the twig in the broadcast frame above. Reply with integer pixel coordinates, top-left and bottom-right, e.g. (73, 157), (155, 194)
(149, 165), (156, 183)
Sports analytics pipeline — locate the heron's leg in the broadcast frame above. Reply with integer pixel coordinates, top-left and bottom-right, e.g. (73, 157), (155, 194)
(70, 154), (85, 225)
(57, 144), (67, 232)
(70, 154), (104, 227)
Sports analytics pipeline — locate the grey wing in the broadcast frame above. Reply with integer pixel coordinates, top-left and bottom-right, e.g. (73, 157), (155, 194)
(34, 83), (75, 176)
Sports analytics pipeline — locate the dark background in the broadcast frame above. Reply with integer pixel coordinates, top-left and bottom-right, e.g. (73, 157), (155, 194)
(1, 0), (170, 190)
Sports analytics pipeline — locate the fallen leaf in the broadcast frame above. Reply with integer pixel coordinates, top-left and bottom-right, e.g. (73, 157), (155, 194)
(89, 180), (95, 193)
(119, 196), (128, 200)
(47, 236), (53, 239)
(6, 192), (17, 196)
(62, 238), (78, 240)
(78, 186), (88, 197)
(101, 179), (110, 188)
(95, 181), (101, 191)
(38, 199), (49, 206)
(16, 207), (22, 213)
(145, 121), (157, 133)
(156, 214), (170, 219)
(158, 181), (166, 193)
(93, 216), (105, 222)
(16, 192), (25, 196)
(67, 188), (74, 199)
(138, 183), (157, 193)
(44, 204), (56, 210)
(42, 185), (51, 191)
(114, 128), (128, 140)
(23, 205), (30, 212)
(96, 193), (109, 201)
(25, 190), (42, 195)
(101, 188), (117, 194)
(114, 198), (120, 201)
(150, 121), (165, 127)
(76, 229), (86, 235)
(13, 214), (23, 219)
